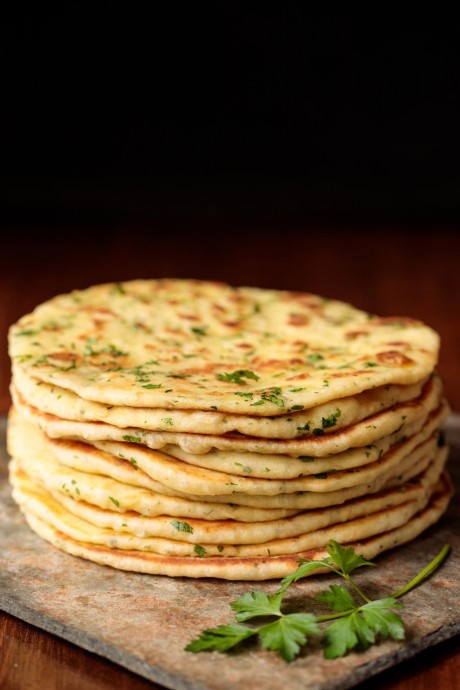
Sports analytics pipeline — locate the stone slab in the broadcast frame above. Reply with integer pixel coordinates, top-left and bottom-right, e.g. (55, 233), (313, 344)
(0, 416), (459, 690)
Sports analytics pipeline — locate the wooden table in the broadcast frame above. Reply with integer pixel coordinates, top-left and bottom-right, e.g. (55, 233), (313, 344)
(1, 222), (459, 689)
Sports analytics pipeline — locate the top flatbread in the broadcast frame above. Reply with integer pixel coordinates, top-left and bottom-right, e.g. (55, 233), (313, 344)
(9, 279), (439, 414)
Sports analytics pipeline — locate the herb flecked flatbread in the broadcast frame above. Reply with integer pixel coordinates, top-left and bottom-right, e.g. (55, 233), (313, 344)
(10, 452), (448, 557)
(9, 279), (439, 414)
(11, 470), (453, 579)
(7, 279), (452, 580)
(11, 365), (426, 439)
(11, 374), (443, 456)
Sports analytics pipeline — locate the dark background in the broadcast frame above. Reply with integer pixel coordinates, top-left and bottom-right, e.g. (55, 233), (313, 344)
(1, 5), (459, 231)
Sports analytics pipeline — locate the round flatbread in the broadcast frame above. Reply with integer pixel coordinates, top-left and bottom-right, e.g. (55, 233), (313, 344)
(9, 279), (440, 414)
(9, 446), (448, 551)
(8, 405), (447, 512)
(11, 365), (425, 440)
(12, 374), (443, 457)
(14, 473), (453, 579)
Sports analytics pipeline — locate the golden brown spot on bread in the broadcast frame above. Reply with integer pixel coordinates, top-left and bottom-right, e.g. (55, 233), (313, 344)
(135, 321), (150, 331)
(42, 323), (64, 332)
(250, 357), (285, 370)
(181, 363), (225, 376)
(346, 330), (369, 339)
(288, 313), (309, 326)
(329, 371), (363, 378)
(90, 319), (109, 331)
(47, 352), (80, 365)
(82, 307), (115, 316)
(377, 351), (415, 366)
(286, 373), (311, 381)
(212, 303), (228, 313)
(178, 314), (199, 321)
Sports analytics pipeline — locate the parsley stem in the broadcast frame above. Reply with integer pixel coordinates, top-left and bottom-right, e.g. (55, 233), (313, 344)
(344, 573), (372, 604)
(391, 544), (451, 600)
(316, 608), (357, 623)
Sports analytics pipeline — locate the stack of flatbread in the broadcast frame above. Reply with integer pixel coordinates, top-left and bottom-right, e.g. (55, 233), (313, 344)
(7, 279), (452, 580)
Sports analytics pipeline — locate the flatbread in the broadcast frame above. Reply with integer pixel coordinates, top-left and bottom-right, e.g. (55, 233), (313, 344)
(9, 447), (448, 550)
(14, 385), (428, 479)
(12, 374), (444, 457)
(8, 406), (447, 511)
(9, 279), (440, 414)
(15, 474), (453, 579)
(7, 279), (450, 580)
(11, 365), (425, 439)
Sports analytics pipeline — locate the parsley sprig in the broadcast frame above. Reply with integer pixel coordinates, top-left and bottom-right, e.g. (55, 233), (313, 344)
(185, 541), (450, 662)
(216, 369), (260, 384)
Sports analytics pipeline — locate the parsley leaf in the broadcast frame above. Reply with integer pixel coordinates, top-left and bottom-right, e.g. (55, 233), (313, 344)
(185, 623), (256, 652)
(315, 584), (356, 612)
(322, 599), (404, 659)
(231, 591), (284, 621)
(170, 520), (193, 533)
(259, 614), (319, 663)
(323, 611), (375, 658)
(277, 558), (334, 594)
(15, 329), (38, 337)
(250, 387), (285, 408)
(325, 540), (375, 576)
(281, 539), (371, 589)
(122, 434), (142, 444)
(194, 544), (207, 557)
(216, 369), (260, 384)
(191, 326), (208, 336)
(321, 408), (342, 430)
(360, 598), (405, 641)
(307, 353), (324, 364)
(261, 390), (284, 407)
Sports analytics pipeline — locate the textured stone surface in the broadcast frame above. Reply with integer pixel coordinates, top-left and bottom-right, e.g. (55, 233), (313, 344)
(0, 416), (459, 690)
